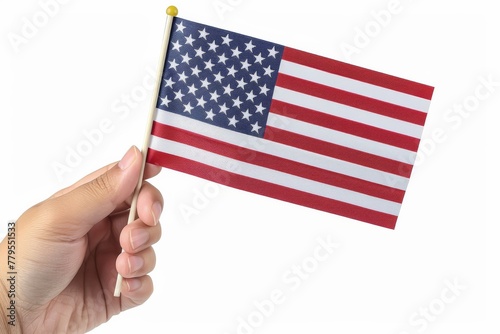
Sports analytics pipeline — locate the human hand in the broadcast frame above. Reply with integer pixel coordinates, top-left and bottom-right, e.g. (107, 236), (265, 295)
(0, 146), (163, 333)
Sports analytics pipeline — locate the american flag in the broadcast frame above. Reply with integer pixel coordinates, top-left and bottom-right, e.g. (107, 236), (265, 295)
(147, 17), (434, 229)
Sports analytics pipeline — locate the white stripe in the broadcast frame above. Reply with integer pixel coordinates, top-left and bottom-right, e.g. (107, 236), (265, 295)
(154, 110), (410, 190)
(279, 60), (431, 113)
(273, 87), (424, 139)
(150, 135), (401, 216)
(268, 113), (417, 164)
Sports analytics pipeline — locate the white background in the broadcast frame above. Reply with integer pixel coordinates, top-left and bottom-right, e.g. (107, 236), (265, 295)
(1, 0), (499, 333)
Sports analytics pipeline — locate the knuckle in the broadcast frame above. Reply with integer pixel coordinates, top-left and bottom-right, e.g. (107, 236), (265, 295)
(88, 173), (114, 196)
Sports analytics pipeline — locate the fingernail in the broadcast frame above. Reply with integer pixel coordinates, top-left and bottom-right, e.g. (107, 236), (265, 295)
(128, 255), (144, 273)
(126, 278), (142, 292)
(130, 229), (149, 250)
(151, 201), (162, 226)
(118, 146), (137, 170)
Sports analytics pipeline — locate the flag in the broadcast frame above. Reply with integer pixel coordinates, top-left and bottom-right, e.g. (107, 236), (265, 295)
(147, 17), (434, 229)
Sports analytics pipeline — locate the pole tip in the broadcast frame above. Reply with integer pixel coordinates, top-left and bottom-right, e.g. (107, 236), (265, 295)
(166, 6), (178, 17)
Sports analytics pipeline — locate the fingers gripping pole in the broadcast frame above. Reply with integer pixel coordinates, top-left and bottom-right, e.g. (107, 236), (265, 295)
(113, 6), (178, 298)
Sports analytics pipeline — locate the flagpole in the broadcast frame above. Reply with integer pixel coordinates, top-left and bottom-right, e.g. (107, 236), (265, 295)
(114, 5), (178, 298)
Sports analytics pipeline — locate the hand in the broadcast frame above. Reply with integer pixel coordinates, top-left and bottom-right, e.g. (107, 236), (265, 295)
(0, 146), (163, 333)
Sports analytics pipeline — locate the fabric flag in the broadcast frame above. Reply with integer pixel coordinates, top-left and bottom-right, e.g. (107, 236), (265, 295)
(147, 17), (434, 229)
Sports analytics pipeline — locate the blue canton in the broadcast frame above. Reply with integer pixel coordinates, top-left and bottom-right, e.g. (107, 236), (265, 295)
(156, 18), (284, 138)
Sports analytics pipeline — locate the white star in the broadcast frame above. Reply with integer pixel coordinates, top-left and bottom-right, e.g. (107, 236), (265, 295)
(240, 59), (251, 71)
(236, 77), (247, 89)
(171, 40), (182, 52)
(231, 46), (242, 58)
(196, 96), (207, 108)
(205, 109), (216, 120)
(183, 102), (194, 114)
(254, 53), (265, 64)
(249, 71), (261, 83)
(246, 90), (257, 102)
(267, 46), (279, 58)
(232, 96), (243, 108)
(213, 72), (224, 83)
(164, 77), (175, 88)
(204, 59), (215, 71)
(174, 89), (184, 101)
(245, 40), (256, 52)
(223, 84), (233, 96)
(199, 28), (209, 39)
(241, 109), (251, 121)
(200, 78), (210, 89)
(168, 59), (179, 70)
(210, 90), (221, 102)
(181, 52), (191, 64)
(194, 47), (205, 58)
(227, 65), (237, 77)
(191, 65), (202, 77)
(208, 40), (219, 52)
(187, 84), (197, 95)
(185, 34), (195, 46)
(255, 103), (266, 114)
(176, 21), (186, 33)
(259, 84), (270, 96)
(160, 95), (171, 107)
(178, 71), (188, 83)
(221, 34), (233, 46)
(251, 121), (262, 134)
(219, 103), (229, 114)
(228, 115), (239, 127)
(182, 52), (191, 65)
(218, 53), (228, 64)
(263, 65), (274, 77)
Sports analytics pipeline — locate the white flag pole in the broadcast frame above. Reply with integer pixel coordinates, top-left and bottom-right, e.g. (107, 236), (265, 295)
(114, 5), (178, 298)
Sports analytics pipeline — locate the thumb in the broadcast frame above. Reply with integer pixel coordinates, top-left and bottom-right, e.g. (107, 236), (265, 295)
(38, 146), (142, 239)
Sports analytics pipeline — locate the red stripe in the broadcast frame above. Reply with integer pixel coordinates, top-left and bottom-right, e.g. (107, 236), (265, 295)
(147, 149), (398, 229)
(264, 126), (414, 178)
(269, 99), (421, 152)
(276, 73), (427, 126)
(282, 47), (434, 100)
(150, 122), (405, 203)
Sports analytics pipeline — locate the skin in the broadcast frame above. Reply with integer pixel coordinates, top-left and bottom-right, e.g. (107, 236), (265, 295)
(0, 146), (163, 333)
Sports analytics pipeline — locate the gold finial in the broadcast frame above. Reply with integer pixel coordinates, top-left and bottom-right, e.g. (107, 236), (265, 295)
(166, 6), (178, 17)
